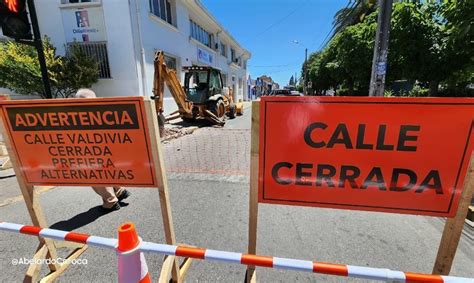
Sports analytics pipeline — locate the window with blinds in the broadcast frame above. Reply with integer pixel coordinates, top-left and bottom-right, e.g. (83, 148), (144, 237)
(190, 19), (213, 48)
(151, 0), (175, 26)
(67, 42), (111, 79)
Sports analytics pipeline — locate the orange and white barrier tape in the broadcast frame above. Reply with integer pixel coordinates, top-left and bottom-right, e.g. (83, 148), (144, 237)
(1, 222), (472, 282)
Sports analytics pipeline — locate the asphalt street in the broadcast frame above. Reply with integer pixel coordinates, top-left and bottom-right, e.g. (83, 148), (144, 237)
(0, 104), (473, 282)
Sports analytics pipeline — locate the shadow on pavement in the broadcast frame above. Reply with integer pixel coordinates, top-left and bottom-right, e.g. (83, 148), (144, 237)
(169, 119), (216, 128)
(169, 115), (240, 128)
(49, 202), (128, 231)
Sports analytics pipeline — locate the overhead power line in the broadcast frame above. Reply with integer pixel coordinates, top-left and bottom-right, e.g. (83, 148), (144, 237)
(248, 62), (300, 68)
(316, 0), (356, 51)
(242, 0), (309, 43)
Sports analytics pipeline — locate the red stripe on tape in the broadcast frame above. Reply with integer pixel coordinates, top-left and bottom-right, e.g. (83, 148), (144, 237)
(65, 232), (90, 244)
(405, 272), (444, 283)
(241, 254), (273, 268)
(313, 262), (348, 276)
(140, 273), (151, 283)
(20, 226), (41, 236)
(175, 246), (206, 259)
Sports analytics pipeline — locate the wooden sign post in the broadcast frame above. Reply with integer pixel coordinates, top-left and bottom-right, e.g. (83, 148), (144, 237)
(0, 97), (190, 282)
(247, 97), (474, 282)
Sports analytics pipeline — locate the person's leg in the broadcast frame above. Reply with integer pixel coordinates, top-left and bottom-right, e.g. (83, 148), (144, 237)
(113, 186), (124, 196)
(113, 186), (131, 201)
(91, 187), (119, 209)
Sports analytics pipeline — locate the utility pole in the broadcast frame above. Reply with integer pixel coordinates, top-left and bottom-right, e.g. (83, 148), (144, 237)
(27, 0), (52, 99)
(303, 48), (308, 95)
(369, 0), (393, 97)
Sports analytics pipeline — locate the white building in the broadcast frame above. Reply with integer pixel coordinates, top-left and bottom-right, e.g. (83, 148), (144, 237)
(3, 0), (251, 114)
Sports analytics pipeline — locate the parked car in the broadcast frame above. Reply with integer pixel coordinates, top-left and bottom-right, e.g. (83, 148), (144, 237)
(290, 91), (304, 96)
(269, 89), (302, 96)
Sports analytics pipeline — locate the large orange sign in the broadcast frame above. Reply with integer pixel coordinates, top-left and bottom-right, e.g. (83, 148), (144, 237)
(1, 97), (157, 187)
(259, 96), (474, 217)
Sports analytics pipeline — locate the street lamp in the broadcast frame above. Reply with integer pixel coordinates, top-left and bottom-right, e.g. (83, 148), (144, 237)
(292, 40), (308, 95)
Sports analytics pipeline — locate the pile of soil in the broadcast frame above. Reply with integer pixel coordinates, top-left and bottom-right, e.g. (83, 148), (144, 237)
(161, 127), (197, 143)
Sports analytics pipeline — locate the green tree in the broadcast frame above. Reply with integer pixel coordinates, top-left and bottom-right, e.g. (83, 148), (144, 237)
(307, 12), (375, 96)
(308, 1), (473, 97)
(332, 13), (376, 95)
(54, 44), (100, 98)
(388, 2), (445, 95)
(388, 1), (472, 96)
(289, 75), (295, 86)
(307, 49), (340, 94)
(332, 0), (376, 38)
(440, 0), (473, 94)
(0, 38), (99, 98)
(0, 39), (61, 97)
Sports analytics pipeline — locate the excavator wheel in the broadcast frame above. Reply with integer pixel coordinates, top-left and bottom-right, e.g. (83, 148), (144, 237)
(227, 103), (236, 119)
(236, 102), (244, 116)
(209, 99), (226, 123)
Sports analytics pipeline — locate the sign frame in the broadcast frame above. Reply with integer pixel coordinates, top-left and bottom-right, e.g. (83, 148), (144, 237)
(258, 97), (473, 217)
(0, 97), (191, 282)
(246, 99), (474, 282)
(1, 97), (157, 187)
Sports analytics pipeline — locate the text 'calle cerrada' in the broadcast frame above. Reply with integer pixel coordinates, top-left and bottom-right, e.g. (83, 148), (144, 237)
(271, 122), (442, 194)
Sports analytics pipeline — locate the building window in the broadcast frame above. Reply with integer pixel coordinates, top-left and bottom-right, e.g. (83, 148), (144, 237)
(62, 0), (100, 4)
(220, 42), (227, 57)
(231, 48), (236, 63)
(243, 60), (247, 70)
(151, 0), (175, 26)
(221, 73), (227, 86)
(67, 42), (111, 79)
(164, 54), (177, 71)
(190, 19), (213, 48)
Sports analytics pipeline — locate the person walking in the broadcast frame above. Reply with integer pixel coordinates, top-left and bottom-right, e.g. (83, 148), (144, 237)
(75, 88), (131, 211)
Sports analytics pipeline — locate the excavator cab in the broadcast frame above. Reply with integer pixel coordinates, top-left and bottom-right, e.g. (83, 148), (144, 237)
(184, 66), (223, 104)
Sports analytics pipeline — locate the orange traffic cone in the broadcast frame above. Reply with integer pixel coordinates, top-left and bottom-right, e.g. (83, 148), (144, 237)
(117, 222), (151, 283)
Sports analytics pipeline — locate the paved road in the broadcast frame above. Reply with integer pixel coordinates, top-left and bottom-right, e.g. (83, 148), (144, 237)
(0, 103), (473, 282)
(223, 103), (252, 129)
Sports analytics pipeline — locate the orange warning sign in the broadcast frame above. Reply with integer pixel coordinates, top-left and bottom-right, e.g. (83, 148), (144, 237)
(259, 96), (474, 217)
(0, 97), (157, 187)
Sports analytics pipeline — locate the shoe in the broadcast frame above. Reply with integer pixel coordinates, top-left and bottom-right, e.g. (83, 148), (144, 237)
(101, 202), (120, 212)
(118, 190), (131, 202)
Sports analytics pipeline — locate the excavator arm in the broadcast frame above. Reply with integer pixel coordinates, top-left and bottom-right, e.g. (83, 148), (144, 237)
(152, 51), (193, 118)
(152, 50), (225, 126)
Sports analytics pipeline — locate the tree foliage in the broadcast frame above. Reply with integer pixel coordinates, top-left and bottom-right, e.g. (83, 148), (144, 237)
(289, 75), (295, 86)
(0, 38), (99, 98)
(307, 1), (473, 97)
(332, 0), (376, 38)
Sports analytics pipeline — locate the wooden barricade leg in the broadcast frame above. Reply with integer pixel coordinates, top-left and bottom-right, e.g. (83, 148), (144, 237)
(246, 102), (260, 283)
(145, 100), (192, 283)
(433, 154), (474, 275)
(25, 243), (48, 282)
(0, 117), (87, 283)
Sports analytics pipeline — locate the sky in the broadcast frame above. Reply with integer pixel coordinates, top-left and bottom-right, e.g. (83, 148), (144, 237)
(201, 0), (347, 87)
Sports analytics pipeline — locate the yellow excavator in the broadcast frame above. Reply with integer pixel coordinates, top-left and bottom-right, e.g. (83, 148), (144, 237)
(151, 51), (243, 130)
